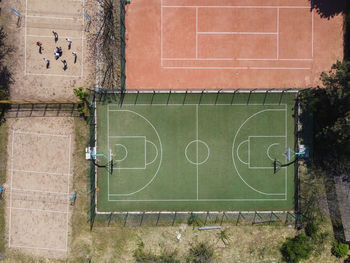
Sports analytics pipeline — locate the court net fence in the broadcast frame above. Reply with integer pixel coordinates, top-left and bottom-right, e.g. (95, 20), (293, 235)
(96, 211), (302, 227)
(94, 89), (299, 106)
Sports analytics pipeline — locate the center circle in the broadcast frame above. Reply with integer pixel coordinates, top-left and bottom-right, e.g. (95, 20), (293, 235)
(114, 144), (128, 162)
(185, 140), (210, 165)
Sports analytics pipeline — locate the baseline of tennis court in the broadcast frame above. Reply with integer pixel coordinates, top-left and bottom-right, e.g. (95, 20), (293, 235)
(95, 92), (296, 212)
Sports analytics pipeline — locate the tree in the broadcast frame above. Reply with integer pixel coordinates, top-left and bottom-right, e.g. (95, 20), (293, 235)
(299, 60), (350, 175)
(281, 234), (312, 263)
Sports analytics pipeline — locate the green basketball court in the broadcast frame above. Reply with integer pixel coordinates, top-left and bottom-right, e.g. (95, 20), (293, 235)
(95, 92), (297, 212)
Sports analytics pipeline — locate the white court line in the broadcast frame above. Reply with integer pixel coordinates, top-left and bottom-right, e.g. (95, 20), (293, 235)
(277, 8), (279, 59)
(26, 73), (81, 78)
(107, 109), (163, 196)
(9, 244), (67, 252)
(26, 34), (84, 40)
(162, 58), (313, 61)
(162, 6), (310, 9)
(236, 140), (249, 165)
(162, 66), (311, 70)
(24, 0), (28, 75)
(8, 131), (15, 248)
(107, 198), (287, 201)
(285, 104), (288, 199)
(12, 188), (69, 195)
(9, 207), (69, 214)
(13, 130), (69, 137)
(196, 105), (198, 200)
(65, 135), (72, 252)
(119, 103), (286, 106)
(196, 7), (198, 59)
(26, 15), (82, 21)
(160, 0), (163, 66)
(81, 0), (85, 77)
(197, 32), (278, 35)
(312, 9), (314, 57)
(11, 169), (71, 176)
(107, 105), (110, 201)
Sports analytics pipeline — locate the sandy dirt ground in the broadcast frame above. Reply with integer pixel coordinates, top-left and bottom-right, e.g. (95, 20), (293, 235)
(4, 118), (74, 259)
(2, 0), (96, 100)
(0, 0), (97, 259)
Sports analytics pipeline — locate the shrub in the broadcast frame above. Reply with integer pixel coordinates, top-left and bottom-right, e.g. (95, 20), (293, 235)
(186, 242), (214, 263)
(133, 240), (180, 263)
(332, 241), (349, 258)
(305, 221), (318, 239)
(281, 233), (312, 263)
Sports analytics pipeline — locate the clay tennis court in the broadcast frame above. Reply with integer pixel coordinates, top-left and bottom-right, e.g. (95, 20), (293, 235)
(126, 0), (343, 90)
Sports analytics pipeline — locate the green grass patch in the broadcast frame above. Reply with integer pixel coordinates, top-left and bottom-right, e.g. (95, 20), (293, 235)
(0, 123), (8, 253)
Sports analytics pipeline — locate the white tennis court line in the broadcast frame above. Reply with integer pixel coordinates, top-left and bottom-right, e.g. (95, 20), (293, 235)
(163, 57), (312, 61)
(196, 105), (198, 200)
(197, 32), (278, 35)
(163, 66), (311, 70)
(312, 9), (314, 57)
(14, 130), (69, 137)
(8, 131), (15, 248)
(196, 7), (198, 59)
(161, 4), (313, 68)
(162, 6), (310, 9)
(26, 15), (82, 20)
(277, 8), (279, 59)
(161, 0), (163, 66)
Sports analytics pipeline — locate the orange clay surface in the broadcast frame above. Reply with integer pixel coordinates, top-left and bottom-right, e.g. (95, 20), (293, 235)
(125, 0), (343, 90)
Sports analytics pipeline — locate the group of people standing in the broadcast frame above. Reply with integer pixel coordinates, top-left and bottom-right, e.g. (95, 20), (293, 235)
(36, 31), (78, 70)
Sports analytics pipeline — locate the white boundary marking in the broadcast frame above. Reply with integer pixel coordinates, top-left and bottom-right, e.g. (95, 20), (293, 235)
(311, 9), (314, 57)
(109, 136), (146, 169)
(162, 66), (311, 70)
(12, 188), (69, 195)
(8, 131), (14, 247)
(285, 104), (288, 199)
(276, 8), (279, 59)
(267, 143), (280, 161)
(160, 0), (163, 66)
(26, 15), (82, 20)
(9, 244), (67, 252)
(184, 140), (210, 166)
(196, 7), (198, 59)
(232, 108), (286, 195)
(11, 169), (71, 176)
(24, 0), (28, 75)
(196, 105), (199, 200)
(24, 1), (84, 77)
(162, 58), (312, 61)
(8, 131), (71, 251)
(9, 207), (69, 214)
(197, 31), (277, 35)
(236, 139), (248, 165)
(114, 144), (128, 162)
(108, 198), (286, 202)
(107, 109), (163, 196)
(163, 6), (310, 9)
(26, 34), (84, 40)
(145, 140), (159, 165)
